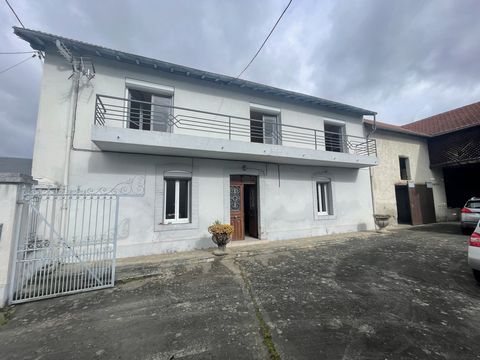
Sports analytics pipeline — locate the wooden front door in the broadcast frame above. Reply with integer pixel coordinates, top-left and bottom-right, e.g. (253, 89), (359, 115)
(230, 180), (244, 240)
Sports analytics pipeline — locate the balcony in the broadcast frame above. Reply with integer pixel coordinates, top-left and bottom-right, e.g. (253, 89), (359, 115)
(92, 94), (377, 168)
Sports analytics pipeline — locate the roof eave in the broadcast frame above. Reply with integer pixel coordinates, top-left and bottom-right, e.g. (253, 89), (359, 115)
(13, 26), (377, 117)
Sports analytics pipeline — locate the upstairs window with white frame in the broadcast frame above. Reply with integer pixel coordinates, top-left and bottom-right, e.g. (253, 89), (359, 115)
(316, 180), (333, 215)
(128, 88), (173, 132)
(250, 109), (281, 145)
(324, 123), (345, 153)
(164, 178), (191, 224)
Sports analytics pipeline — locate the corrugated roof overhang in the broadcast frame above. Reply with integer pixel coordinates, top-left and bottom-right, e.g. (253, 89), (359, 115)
(14, 27), (376, 117)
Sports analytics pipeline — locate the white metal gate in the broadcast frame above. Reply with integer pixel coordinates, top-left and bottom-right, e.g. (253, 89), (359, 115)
(9, 187), (119, 304)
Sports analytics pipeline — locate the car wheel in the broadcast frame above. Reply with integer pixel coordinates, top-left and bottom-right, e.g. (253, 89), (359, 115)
(462, 227), (471, 235)
(473, 270), (480, 283)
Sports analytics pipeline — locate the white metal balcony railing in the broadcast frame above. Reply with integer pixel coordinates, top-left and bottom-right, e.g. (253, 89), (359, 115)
(94, 94), (377, 157)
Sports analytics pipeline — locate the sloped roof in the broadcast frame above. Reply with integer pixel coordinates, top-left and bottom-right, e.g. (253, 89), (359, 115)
(364, 119), (429, 137)
(13, 27), (376, 117)
(401, 101), (480, 136)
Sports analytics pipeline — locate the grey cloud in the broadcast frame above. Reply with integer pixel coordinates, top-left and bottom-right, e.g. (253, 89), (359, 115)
(306, 0), (480, 122)
(1, 0), (479, 157)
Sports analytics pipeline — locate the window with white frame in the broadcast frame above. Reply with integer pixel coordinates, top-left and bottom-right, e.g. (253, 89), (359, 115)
(249, 104), (281, 145)
(316, 180), (333, 215)
(128, 89), (173, 132)
(164, 178), (191, 223)
(324, 123), (345, 153)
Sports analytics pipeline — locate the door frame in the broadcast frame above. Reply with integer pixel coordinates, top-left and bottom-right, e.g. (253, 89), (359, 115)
(223, 167), (264, 240)
(229, 175), (259, 240)
(395, 184), (412, 225)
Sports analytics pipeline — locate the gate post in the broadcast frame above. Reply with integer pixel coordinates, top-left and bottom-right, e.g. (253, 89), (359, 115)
(0, 173), (36, 307)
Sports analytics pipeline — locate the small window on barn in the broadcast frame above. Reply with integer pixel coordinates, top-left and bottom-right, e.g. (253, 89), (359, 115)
(399, 157), (410, 180)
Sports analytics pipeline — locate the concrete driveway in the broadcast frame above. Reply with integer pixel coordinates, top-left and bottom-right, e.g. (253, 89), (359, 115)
(1, 224), (479, 359)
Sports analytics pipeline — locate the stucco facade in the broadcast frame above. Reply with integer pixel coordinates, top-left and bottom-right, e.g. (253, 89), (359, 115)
(368, 127), (447, 225)
(23, 31), (378, 258)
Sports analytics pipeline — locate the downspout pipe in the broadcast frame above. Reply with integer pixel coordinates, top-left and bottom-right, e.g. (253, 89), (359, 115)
(61, 68), (80, 240)
(367, 114), (377, 139)
(62, 71), (80, 189)
(366, 114), (378, 231)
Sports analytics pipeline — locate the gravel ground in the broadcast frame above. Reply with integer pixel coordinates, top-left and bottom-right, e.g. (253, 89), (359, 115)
(1, 223), (479, 359)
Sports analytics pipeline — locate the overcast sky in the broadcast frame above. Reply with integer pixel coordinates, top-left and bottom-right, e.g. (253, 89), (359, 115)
(1, 0), (479, 158)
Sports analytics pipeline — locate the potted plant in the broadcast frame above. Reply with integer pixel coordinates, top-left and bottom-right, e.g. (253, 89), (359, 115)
(208, 220), (234, 255)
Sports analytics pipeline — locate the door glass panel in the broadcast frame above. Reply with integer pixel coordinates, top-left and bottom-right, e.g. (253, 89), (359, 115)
(324, 124), (344, 152)
(178, 180), (189, 219)
(230, 186), (241, 211)
(152, 95), (172, 132)
(129, 89), (152, 130)
(317, 182), (330, 214)
(250, 111), (264, 143)
(165, 180), (176, 219)
(320, 183), (327, 212)
(129, 100), (141, 129)
(263, 115), (277, 144)
(249, 188), (256, 209)
(317, 183), (322, 213)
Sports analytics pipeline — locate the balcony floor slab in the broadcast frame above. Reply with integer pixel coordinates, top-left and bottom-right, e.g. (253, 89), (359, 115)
(92, 126), (378, 168)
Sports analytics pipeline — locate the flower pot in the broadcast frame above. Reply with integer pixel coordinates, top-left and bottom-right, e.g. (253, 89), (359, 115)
(211, 233), (230, 247)
(208, 222), (234, 255)
(374, 214), (391, 230)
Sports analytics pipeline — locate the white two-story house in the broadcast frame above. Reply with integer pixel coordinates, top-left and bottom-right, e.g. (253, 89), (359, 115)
(15, 27), (378, 257)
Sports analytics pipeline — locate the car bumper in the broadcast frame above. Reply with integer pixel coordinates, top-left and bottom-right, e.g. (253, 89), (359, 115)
(461, 214), (480, 228)
(461, 220), (479, 228)
(468, 246), (480, 270)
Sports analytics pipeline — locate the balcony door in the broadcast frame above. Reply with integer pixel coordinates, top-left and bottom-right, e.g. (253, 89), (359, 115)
(128, 89), (172, 132)
(250, 111), (280, 145)
(324, 123), (345, 152)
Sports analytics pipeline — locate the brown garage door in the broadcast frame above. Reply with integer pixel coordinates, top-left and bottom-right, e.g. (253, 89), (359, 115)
(408, 184), (436, 225)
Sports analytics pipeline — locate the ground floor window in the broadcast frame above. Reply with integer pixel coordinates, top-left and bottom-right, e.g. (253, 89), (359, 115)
(164, 178), (190, 223)
(317, 180), (333, 215)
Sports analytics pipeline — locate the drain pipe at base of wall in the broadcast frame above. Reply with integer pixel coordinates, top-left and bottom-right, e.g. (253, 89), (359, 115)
(366, 115), (379, 231)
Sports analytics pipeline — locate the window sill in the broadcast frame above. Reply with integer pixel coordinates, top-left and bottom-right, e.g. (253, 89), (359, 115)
(315, 214), (337, 221)
(163, 219), (189, 225)
(156, 222), (198, 232)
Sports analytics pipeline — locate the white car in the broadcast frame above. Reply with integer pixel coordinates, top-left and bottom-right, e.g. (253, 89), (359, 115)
(468, 220), (480, 283)
(461, 197), (480, 234)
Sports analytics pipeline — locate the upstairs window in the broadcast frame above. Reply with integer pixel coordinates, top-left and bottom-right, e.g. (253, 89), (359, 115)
(324, 123), (345, 152)
(250, 110), (280, 145)
(128, 89), (172, 132)
(164, 178), (190, 224)
(317, 180), (333, 215)
(399, 157), (410, 180)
